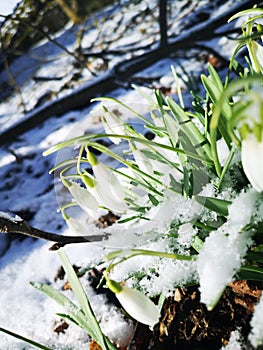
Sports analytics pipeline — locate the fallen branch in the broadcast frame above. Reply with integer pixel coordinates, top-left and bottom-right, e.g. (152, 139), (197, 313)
(0, 215), (108, 250)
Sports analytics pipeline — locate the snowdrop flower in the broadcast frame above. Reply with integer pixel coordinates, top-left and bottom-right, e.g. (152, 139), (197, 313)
(241, 133), (263, 192)
(63, 172), (127, 216)
(93, 162), (127, 204)
(106, 277), (160, 327)
(62, 178), (101, 218)
(82, 150), (128, 213)
(150, 135), (183, 183)
(92, 177), (127, 213)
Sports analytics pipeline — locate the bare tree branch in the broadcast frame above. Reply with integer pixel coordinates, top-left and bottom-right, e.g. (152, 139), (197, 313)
(0, 216), (109, 250)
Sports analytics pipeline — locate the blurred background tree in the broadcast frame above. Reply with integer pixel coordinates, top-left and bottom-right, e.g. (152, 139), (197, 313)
(0, 0), (115, 65)
(56, 0), (114, 24)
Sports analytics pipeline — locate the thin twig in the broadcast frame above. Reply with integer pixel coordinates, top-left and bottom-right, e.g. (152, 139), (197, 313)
(0, 217), (108, 250)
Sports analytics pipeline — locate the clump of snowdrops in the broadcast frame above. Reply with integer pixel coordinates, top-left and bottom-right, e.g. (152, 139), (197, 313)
(44, 7), (263, 349)
(3, 7), (263, 350)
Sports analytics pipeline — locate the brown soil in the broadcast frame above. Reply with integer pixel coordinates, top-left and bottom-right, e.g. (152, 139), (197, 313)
(134, 281), (262, 350)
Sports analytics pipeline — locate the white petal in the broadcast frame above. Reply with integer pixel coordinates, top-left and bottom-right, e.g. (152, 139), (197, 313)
(116, 286), (160, 326)
(93, 182), (127, 213)
(68, 182), (99, 212)
(93, 163), (126, 202)
(91, 163), (128, 212)
(241, 135), (263, 192)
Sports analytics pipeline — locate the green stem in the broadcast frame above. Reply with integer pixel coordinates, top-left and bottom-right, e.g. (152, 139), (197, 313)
(91, 96), (154, 125)
(106, 248), (197, 262)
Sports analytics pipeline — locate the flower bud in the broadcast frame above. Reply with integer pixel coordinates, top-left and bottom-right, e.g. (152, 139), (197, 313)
(106, 278), (160, 327)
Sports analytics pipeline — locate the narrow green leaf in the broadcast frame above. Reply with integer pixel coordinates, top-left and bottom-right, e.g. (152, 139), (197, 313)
(57, 249), (116, 350)
(31, 282), (96, 338)
(207, 63), (224, 92)
(246, 251), (263, 264)
(56, 313), (79, 326)
(171, 65), (185, 109)
(0, 326), (53, 350)
(148, 193), (159, 206)
(194, 195), (231, 216)
(228, 8), (263, 23)
(166, 97), (212, 160)
(91, 96), (153, 125)
(169, 174), (182, 193)
(210, 75), (263, 177)
(132, 84), (156, 105)
(237, 265), (263, 282)
(201, 74), (232, 120)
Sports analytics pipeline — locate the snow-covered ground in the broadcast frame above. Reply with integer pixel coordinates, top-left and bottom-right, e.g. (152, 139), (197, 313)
(0, 0), (20, 17)
(0, 1), (253, 348)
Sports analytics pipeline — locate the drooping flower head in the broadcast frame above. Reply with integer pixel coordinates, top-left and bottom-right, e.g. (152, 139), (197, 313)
(105, 274), (160, 327)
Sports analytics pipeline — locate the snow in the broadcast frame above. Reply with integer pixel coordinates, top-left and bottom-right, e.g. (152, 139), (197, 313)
(197, 189), (258, 310)
(0, 211), (22, 222)
(0, 240), (134, 349)
(249, 292), (263, 348)
(0, 0), (20, 17)
(221, 330), (244, 350)
(0, 0), (259, 349)
(177, 222), (197, 248)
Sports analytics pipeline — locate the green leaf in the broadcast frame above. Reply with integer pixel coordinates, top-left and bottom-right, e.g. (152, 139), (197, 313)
(201, 74), (232, 121)
(194, 195), (231, 216)
(247, 251), (263, 264)
(148, 193), (159, 206)
(57, 249), (116, 350)
(56, 313), (79, 326)
(91, 96), (153, 125)
(31, 282), (96, 339)
(237, 265), (263, 282)
(169, 174), (182, 193)
(207, 63), (224, 92)
(166, 97), (212, 161)
(0, 326), (53, 350)
(228, 8), (263, 23)
(117, 215), (142, 224)
(209, 74), (263, 177)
